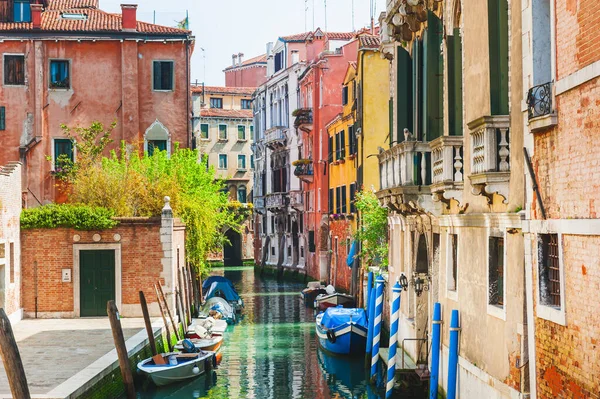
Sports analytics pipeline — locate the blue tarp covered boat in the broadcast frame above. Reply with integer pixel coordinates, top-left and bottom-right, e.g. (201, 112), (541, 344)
(315, 307), (368, 356)
(202, 276), (243, 312)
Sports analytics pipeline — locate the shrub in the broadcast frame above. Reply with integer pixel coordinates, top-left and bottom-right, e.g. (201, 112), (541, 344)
(21, 204), (118, 230)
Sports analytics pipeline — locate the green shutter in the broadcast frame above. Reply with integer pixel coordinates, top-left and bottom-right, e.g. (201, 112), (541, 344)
(153, 61), (161, 90)
(340, 129), (346, 159)
(389, 97), (394, 146)
(425, 11), (443, 141)
(448, 29), (464, 136)
(328, 136), (333, 162)
(0, 106), (5, 131)
(396, 46), (413, 143)
(200, 123), (208, 139)
(412, 40), (420, 140)
(489, 0), (509, 115)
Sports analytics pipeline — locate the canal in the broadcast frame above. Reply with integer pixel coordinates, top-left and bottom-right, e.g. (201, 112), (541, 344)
(138, 266), (382, 399)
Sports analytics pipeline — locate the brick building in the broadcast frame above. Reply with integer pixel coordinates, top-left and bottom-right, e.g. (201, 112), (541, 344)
(522, 0), (600, 397)
(0, 0), (193, 206)
(0, 162), (22, 322)
(223, 53), (267, 88)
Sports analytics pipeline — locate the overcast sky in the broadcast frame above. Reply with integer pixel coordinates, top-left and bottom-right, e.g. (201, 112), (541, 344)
(100, 0), (385, 86)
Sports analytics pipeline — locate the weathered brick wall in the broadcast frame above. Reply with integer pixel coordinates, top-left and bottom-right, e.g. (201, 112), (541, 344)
(329, 219), (353, 292)
(0, 162), (22, 318)
(21, 220), (170, 317)
(556, 0), (600, 79)
(533, 234), (600, 399)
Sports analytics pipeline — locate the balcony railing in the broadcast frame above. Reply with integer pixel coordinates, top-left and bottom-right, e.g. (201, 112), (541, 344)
(265, 126), (288, 150)
(379, 140), (431, 190)
(467, 115), (510, 202)
(253, 196), (265, 211)
(289, 190), (303, 211)
(429, 136), (464, 205)
(266, 192), (288, 211)
(293, 161), (314, 183)
(527, 82), (552, 120)
(293, 108), (313, 132)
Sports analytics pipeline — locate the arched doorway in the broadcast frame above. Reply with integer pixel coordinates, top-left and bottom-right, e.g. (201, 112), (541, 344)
(223, 229), (243, 266)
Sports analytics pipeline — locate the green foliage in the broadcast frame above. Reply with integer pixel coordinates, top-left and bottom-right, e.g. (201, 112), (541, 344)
(61, 120), (116, 166)
(353, 190), (389, 269)
(21, 204), (118, 230)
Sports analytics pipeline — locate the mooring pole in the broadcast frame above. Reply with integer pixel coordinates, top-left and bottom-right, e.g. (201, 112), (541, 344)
(365, 285), (376, 367)
(184, 266), (194, 321)
(429, 302), (442, 399)
(177, 268), (188, 326)
(175, 288), (186, 334)
(157, 283), (181, 341)
(154, 284), (173, 352)
(0, 308), (31, 399)
(139, 291), (157, 356)
(370, 275), (385, 380)
(386, 282), (402, 398)
(447, 309), (460, 399)
(107, 301), (136, 399)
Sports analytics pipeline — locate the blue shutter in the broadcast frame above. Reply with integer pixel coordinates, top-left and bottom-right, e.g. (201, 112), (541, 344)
(0, 107), (5, 131)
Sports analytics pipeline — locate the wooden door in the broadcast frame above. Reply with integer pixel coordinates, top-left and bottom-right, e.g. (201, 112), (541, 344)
(80, 250), (115, 317)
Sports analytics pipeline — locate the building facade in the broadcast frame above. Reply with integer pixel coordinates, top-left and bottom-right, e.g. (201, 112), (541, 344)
(0, 0), (193, 206)
(379, 0), (527, 397)
(223, 53), (267, 88)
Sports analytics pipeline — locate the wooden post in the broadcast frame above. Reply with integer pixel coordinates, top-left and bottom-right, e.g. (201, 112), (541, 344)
(184, 266), (193, 321)
(156, 283), (180, 341)
(175, 289), (185, 335)
(154, 284), (173, 352)
(138, 291), (157, 356)
(198, 272), (204, 306)
(107, 301), (136, 399)
(177, 268), (188, 326)
(190, 267), (200, 313)
(0, 308), (31, 399)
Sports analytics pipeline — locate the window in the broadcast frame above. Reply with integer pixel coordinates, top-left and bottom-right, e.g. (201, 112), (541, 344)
(0, 106), (5, 131)
(341, 186), (347, 214)
(238, 125), (246, 141)
(238, 186), (247, 203)
(308, 231), (316, 253)
(447, 29), (463, 136)
(200, 123), (209, 139)
(348, 125), (356, 155)
(274, 51), (283, 72)
(49, 60), (70, 89)
(218, 124), (227, 140)
(54, 138), (74, 169)
(250, 155), (254, 169)
(210, 97), (223, 108)
(448, 234), (458, 292)
(342, 85), (349, 105)
(350, 183), (356, 213)
(340, 130), (346, 160)
(4, 55), (25, 86)
(241, 99), (252, 109)
(218, 154), (228, 169)
(538, 234), (561, 308)
(147, 140), (167, 156)
(488, 236), (504, 307)
(14, 0), (31, 22)
(335, 187), (341, 214)
(488, 0), (509, 115)
(153, 61), (174, 91)
(238, 155), (246, 170)
(328, 136), (333, 163)
(328, 188), (334, 214)
(250, 125), (254, 141)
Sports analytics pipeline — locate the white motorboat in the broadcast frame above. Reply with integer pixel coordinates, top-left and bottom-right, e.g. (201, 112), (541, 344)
(137, 350), (216, 387)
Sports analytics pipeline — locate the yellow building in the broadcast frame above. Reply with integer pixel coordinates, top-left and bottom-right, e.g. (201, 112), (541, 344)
(326, 62), (358, 293)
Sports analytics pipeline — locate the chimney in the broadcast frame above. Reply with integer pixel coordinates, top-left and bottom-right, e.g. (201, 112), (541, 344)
(31, 4), (43, 29)
(291, 50), (299, 65)
(232, 54), (238, 67)
(121, 4), (137, 31)
(266, 42), (274, 57)
(238, 52), (244, 66)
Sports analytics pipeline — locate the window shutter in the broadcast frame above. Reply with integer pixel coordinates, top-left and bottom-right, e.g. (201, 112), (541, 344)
(350, 183), (356, 213)
(488, 0), (509, 115)
(340, 129), (346, 159)
(328, 136), (333, 163)
(396, 46), (413, 143)
(329, 189), (334, 214)
(153, 61), (161, 90)
(425, 11), (443, 141)
(341, 185), (347, 213)
(448, 29), (464, 136)
(0, 106), (5, 131)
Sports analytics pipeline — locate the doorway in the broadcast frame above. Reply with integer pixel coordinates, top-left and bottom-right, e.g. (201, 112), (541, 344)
(80, 250), (115, 317)
(223, 229), (243, 266)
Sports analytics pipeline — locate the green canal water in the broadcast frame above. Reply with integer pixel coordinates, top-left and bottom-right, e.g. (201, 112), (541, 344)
(137, 266), (384, 399)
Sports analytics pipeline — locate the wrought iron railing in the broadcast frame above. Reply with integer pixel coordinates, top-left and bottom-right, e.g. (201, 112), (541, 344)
(527, 82), (553, 120)
(294, 162), (314, 177)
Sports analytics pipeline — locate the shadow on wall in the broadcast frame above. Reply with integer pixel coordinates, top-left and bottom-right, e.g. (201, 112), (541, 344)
(223, 229), (243, 266)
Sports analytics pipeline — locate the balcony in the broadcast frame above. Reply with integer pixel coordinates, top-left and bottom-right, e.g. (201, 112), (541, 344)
(467, 115), (510, 203)
(290, 190), (303, 211)
(266, 192), (289, 212)
(293, 108), (313, 133)
(265, 126), (288, 150)
(527, 82), (557, 133)
(293, 160), (314, 183)
(254, 196), (265, 212)
(430, 136), (464, 206)
(376, 140), (437, 214)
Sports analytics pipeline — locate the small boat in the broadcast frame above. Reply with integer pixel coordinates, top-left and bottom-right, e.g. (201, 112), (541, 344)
(187, 317), (228, 336)
(314, 291), (356, 311)
(202, 276), (244, 312)
(137, 347), (216, 387)
(300, 281), (327, 308)
(202, 297), (236, 324)
(175, 334), (223, 352)
(315, 307), (368, 356)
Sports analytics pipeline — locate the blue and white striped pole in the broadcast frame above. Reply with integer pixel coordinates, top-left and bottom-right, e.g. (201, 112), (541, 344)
(370, 275), (385, 379)
(366, 271), (373, 310)
(447, 309), (460, 399)
(365, 285), (376, 356)
(386, 281), (402, 398)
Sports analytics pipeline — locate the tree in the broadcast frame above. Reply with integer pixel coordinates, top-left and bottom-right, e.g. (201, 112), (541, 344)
(353, 190), (388, 269)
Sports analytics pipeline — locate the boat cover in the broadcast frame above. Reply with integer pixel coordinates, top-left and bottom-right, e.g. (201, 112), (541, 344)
(204, 281), (241, 303)
(204, 297), (234, 316)
(346, 241), (357, 267)
(202, 276), (235, 292)
(320, 307), (367, 330)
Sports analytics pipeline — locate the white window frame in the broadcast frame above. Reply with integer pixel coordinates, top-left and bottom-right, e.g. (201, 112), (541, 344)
(237, 124), (247, 141)
(50, 137), (76, 172)
(237, 154), (246, 171)
(218, 124), (228, 141)
(199, 123), (209, 140)
(535, 232), (566, 326)
(3, 53), (26, 87)
(151, 60), (175, 92)
(218, 154), (228, 170)
(48, 58), (72, 91)
(446, 229), (459, 302)
(143, 119), (171, 156)
(487, 230), (507, 321)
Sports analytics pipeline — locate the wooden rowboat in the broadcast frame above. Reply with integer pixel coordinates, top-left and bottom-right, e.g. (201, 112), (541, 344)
(137, 350), (216, 387)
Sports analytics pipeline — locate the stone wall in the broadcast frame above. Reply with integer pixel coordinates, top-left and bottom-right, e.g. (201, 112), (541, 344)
(0, 162), (22, 321)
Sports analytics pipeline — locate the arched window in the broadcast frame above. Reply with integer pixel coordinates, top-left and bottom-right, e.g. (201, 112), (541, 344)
(238, 185), (247, 203)
(144, 119), (170, 156)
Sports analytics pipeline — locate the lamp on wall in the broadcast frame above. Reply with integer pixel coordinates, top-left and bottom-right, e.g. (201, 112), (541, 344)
(399, 272), (432, 297)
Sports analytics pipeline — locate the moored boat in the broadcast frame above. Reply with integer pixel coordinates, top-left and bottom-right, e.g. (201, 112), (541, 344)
(202, 297), (236, 324)
(137, 349), (216, 387)
(315, 307), (368, 356)
(202, 276), (244, 312)
(175, 334), (223, 352)
(314, 292), (356, 311)
(187, 317), (228, 336)
(300, 281), (327, 308)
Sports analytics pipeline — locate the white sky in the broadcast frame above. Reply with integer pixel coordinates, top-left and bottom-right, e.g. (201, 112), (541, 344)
(99, 0), (385, 86)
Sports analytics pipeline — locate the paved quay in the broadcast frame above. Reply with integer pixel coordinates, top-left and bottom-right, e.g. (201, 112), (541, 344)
(0, 318), (148, 398)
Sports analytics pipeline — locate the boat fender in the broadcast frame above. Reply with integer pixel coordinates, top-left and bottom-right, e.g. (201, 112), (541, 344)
(182, 338), (198, 353)
(326, 329), (337, 343)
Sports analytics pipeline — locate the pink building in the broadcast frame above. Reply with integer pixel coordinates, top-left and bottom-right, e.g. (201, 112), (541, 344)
(0, 0), (193, 206)
(224, 53), (267, 88)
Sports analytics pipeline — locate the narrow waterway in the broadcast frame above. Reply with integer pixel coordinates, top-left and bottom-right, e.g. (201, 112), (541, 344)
(137, 266), (382, 399)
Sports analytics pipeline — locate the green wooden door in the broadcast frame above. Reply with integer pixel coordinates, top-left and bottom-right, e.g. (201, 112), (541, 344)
(80, 250), (115, 317)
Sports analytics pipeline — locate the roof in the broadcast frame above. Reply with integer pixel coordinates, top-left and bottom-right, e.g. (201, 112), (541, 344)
(191, 86), (255, 96)
(199, 109), (253, 119)
(280, 29), (354, 43)
(0, 1), (189, 35)
(280, 31), (313, 42)
(327, 32), (356, 41)
(358, 34), (380, 49)
(224, 54), (267, 71)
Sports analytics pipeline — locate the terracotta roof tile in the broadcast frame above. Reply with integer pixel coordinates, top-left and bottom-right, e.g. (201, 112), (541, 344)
(280, 30), (355, 43)
(326, 32), (356, 41)
(280, 31), (313, 42)
(199, 109), (253, 119)
(47, 0), (98, 10)
(358, 34), (380, 49)
(223, 54), (267, 71)
(191, 86), (255, 95)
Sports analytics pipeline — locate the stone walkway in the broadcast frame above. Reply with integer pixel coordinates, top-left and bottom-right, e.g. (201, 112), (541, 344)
(0, 318), (146, 396)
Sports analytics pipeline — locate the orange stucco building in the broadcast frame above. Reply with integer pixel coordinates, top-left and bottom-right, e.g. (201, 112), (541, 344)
(0, 0), (193, 206)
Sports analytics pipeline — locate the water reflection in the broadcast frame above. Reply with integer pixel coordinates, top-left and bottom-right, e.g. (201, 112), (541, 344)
(138, 267), (383, 399)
